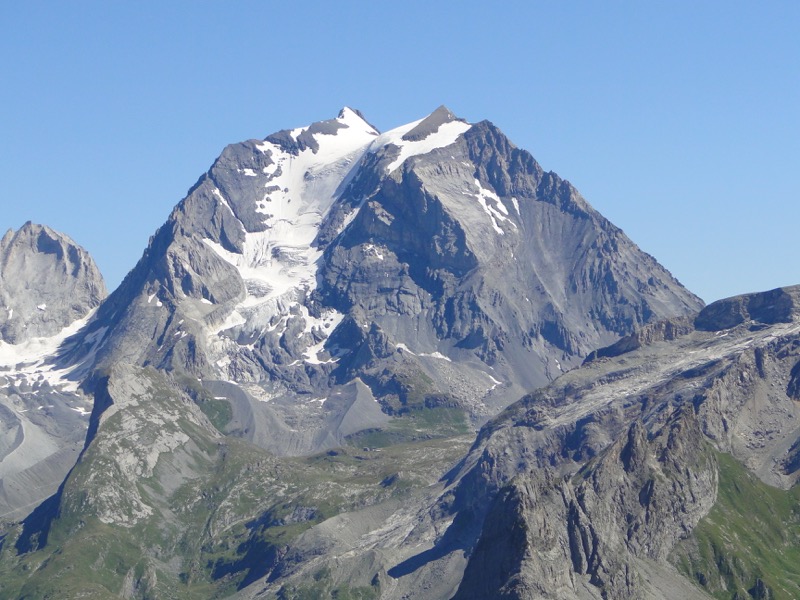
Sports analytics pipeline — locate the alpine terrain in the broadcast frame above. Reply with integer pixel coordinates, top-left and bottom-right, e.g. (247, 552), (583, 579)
(0, 223), (106, 521)
(9, 106), (788, 600)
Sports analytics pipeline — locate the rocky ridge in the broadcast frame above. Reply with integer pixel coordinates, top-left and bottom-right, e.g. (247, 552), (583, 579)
(223, 285), (800, 600)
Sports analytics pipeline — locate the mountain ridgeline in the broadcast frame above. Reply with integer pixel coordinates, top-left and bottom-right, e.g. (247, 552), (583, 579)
(11, 107), (790, 600)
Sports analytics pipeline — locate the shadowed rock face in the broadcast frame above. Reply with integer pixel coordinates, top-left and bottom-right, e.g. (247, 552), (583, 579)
(0, 222), (106, 344)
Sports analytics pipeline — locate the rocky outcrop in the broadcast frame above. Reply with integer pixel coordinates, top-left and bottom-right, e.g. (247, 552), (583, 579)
(233, 285), (800, 600)
(454, 411), (717, 600)
(694, 285), (800, 331)
(437, 285), (800, 599)
(583, 316), (694, 363)
(0, 222), (106, 343)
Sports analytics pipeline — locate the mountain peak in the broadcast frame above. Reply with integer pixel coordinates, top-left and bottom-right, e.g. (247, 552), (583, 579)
(333, 106), (378, 134)
(265, 108), (378, 156)
(402, 104), (465, 142)
(337, 106), (372, 127)
(0, 222), (106, 344)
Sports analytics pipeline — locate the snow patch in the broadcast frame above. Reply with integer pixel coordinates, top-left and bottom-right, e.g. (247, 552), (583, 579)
(212, 188), (242, 229)
(486, 373), (503, 391)
(302, 310), (345, 364)
(374, 119), (471, 173)
(210, 309), (247, 335)
(395, 343), (451, 362)
(468, 179), (515, 234)
(0, 310), (98, 393)
(420, 351), (452, 362)
(364, 243), (385, 260)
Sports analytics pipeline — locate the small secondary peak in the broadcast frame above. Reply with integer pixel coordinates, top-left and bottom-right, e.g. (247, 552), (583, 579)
(402, 105), (465, 142)
(337, 106), (379, 135)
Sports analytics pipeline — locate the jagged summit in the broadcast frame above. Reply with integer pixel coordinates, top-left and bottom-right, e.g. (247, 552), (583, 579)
(264, 107), (378, 156)
(0, 222), (102, 521)
(0, 222), (106, 344)
(337, 106), (376, 129)
(402, 104), (464, 142)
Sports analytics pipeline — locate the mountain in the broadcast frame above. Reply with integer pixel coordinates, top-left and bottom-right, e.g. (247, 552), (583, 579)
(0, 222), (105, 344)
(2, 274), (794, 599)
(0, 107), (710, 598)
(58, 106), (700, 458)
(0, 223), (105, 520)
(446, 286), (800, 599)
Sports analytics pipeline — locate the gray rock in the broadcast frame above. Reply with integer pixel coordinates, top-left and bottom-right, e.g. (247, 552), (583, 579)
(402, 105), (463, 141)
(695, 285), (799, 331)
(240, 285), (800, 600)
(0, 222), (106, 343)
(0, 223), (103, 519)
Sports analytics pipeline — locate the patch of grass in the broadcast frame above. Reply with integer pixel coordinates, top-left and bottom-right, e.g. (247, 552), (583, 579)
(345, 406), (470, 448)
(276, 565), (380, 600)
(672, 452), (800, 599)
(197, 398), (234, 432)
(0, 365), (473, 600)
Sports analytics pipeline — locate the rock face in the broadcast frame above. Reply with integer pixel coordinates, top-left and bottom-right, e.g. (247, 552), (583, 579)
(437, 285), (800, 600)
(0, 223), (105, 520)
(0, 222), (106, 344)
(452, 412), (717, 600)
(62, 106), (700, 457)
(216, 286), (800, 600)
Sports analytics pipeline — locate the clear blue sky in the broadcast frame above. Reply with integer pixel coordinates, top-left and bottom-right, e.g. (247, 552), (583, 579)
(2, 2), (798, 303)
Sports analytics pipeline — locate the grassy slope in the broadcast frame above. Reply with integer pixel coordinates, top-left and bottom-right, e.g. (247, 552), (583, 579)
(0, 408), (472, 600)
(672, 452), (800, 599)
